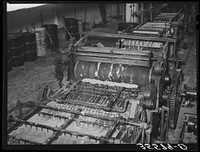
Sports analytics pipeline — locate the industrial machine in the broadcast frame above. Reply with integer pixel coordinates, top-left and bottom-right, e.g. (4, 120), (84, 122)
(179, 113), (197, 144)
(154, 2), (193, 41)
(7, 30), (182, 145)
(7, 3), (189, 145)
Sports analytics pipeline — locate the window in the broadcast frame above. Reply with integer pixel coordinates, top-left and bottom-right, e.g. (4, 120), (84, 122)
(7, 3), (46, 12)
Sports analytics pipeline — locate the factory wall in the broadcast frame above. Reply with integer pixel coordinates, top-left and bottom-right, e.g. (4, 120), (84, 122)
(7, 3), (103, 33)
(7, 3), (164, 33)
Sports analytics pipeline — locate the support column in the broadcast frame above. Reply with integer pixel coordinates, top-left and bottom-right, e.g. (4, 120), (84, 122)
(141, 3), (144, 24)
(149, 4), (153, 22)
(133, 3), (139, 23)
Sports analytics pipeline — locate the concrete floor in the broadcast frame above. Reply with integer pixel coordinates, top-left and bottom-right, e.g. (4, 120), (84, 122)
(7, 52), (61, 111)
(7, 24), (197, 144)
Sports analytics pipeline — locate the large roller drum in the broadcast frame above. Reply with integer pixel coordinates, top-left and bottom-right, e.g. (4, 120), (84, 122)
(98, 63), (112, 81)
(65, 18), (80, 41)
(88, 62), (98, 79)
(121, 65), (150, 86)
(43, 24), (59, 49)
(74, 61), (91, 79)
(8, 35), (25, 67)
(74, 61), (151, 86)
(35, 27), (47, 56)
(22, 32), (37, 62)
(108, 64), (122, 82)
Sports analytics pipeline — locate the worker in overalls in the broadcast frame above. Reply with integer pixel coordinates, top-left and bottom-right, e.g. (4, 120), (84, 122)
(54, 38), (75, 88)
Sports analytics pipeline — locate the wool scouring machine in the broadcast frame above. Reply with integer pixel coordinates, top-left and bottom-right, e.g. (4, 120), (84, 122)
(7, 3), (189, 145)
(8, 31), (183, 145)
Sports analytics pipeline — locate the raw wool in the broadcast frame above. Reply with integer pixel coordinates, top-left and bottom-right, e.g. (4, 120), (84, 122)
(94, 62), (101, 78)
(66, 121), (109, 137)
(108, 64), (113, 81)
(120, 65), (127, 83)
(120, 65), (128, 83)
(116, 65), (121, 78)
(46, 101), (57, 106)
(129, 99), (140, 118)
(116, 64), (124, 79)
(82, 78), (138, 89)
(130, 75), (133, 84)
(52, 134), (98, 144)
(27, 113), (66, 127)
(9, 124), (53, 144)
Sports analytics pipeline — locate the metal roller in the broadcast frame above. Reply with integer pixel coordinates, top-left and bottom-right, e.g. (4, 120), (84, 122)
(74, 61), (151, 86)
(89, 62), (98, 79)
(74, 61), (91, 79)
(109, 64), (121, 82)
